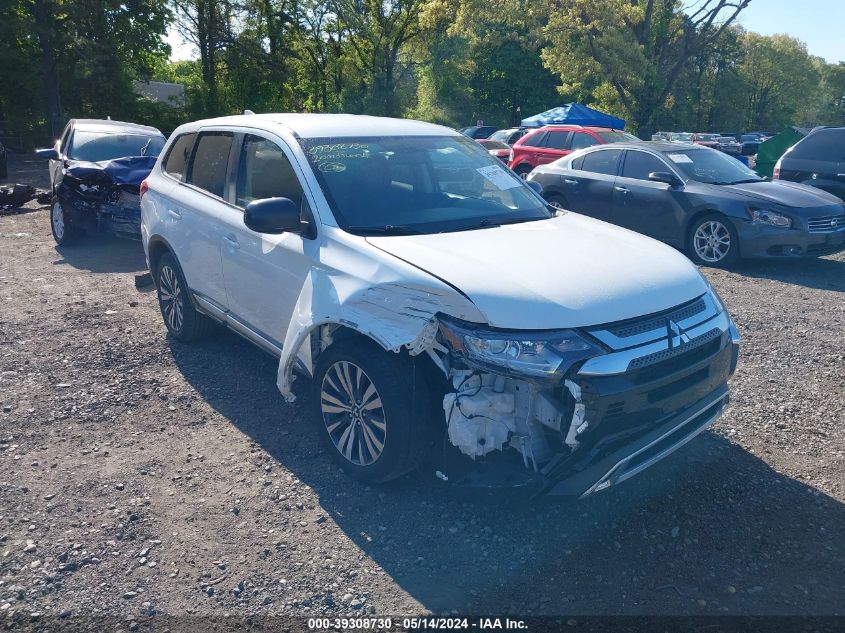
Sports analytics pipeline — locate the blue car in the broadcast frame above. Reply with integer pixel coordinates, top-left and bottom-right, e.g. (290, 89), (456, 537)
(36, 119), (166, 245)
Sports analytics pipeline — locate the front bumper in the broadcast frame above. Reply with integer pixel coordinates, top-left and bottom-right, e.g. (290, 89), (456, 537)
(736, 219), (845, 258)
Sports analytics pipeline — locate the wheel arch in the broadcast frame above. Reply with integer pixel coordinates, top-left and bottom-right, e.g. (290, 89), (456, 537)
(684, 208), (741, 253)
(146, 234), (177, 277)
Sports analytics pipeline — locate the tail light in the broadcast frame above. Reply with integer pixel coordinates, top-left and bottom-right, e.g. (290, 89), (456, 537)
(772, 158), (781, 179)
(139, 179), (149, 199)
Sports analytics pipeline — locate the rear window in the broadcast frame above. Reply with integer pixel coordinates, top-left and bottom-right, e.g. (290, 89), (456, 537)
(187, 132), (234, 198)
(544, 131), (569, 150)
(789, 129), (845, 161)
(596, 130), (639, 143)
(68, 131), (165, 162)
(581, 149), (622, 175)
(163, 133), (196, 180)
(520, 131), (546, 147)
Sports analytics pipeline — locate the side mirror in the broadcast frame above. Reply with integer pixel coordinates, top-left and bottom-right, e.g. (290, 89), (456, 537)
(648, 171), (683, 188)
(526, 180), (542, 194)
(35, 148), (59, 160)
(244, 197), (302, 234)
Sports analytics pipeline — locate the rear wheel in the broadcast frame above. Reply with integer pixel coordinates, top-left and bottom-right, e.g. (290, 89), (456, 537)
(313, 338), (432, 483)
(687, 214), (739, 267)
(154, 252), (218, 341)
(514, 164), (533, 179)
(544, 193), (568, 210)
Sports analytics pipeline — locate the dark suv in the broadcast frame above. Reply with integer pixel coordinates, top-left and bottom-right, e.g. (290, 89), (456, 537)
(774, 127), (845, 200)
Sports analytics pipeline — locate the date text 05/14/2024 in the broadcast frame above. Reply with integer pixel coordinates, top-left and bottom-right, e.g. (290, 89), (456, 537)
(307, 618), (529, 630)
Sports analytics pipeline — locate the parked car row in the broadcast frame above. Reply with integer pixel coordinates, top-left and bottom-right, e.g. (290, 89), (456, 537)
(652, 131), (771, 157)
(28, 113), (842, 502)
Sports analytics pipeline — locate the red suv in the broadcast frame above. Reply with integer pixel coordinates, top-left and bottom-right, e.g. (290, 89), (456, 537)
(508, 125), (637, 178)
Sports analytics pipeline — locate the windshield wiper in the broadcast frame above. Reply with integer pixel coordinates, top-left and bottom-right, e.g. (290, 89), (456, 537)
(713, 178), (762, 185)
(140, 138), (153, 157)
(347, 224), (423, 235)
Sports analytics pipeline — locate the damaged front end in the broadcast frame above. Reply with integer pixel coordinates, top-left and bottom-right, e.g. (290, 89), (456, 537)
(56, 156), (156, 239)
(430, 292), (738, 498)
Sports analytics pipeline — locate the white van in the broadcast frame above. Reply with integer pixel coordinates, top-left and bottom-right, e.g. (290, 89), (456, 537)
(140, 113), (739, 497)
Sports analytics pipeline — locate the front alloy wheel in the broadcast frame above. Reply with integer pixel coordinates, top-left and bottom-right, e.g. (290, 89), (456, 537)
(50, 198), (77, 245)
(320, 361), (386, 466)
(689, 215), (738, 266)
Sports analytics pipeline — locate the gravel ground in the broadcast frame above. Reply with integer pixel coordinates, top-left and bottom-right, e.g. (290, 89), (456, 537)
(1, 153), (843, 622)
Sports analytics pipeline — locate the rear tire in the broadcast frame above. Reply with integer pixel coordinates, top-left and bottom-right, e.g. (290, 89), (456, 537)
(544, 193), (568, 210)
(313, 338), (432, 483)
(514, 164), (533, 179)
(687, 214), (740, 267)
(154, 252), (218, 341)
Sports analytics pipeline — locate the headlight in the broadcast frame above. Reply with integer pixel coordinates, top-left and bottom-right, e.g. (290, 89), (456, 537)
(438, 318), (604, 380)
(749, 207), (792, 228)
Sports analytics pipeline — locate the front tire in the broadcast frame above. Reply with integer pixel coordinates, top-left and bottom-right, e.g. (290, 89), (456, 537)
(313, 338), (432, 483)
(154, 252), (217, 341)
(687, 214), (739, 267)
(50, 198), (79, 245)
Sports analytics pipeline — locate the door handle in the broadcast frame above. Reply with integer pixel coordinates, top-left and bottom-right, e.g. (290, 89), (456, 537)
(615, 186), (630, 194)
(168, 209), (182, 219)
(223, 235), (240, 249)
(564, 179), (578, 185)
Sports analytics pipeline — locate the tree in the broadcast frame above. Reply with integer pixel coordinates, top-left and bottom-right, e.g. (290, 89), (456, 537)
(540, 0), (752, 136)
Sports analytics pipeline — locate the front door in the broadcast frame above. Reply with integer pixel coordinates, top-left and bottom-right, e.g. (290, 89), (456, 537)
(219, 133), (315, 347)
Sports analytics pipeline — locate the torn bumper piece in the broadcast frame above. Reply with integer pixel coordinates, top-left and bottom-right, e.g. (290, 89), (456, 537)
(57, 156), (155, 238)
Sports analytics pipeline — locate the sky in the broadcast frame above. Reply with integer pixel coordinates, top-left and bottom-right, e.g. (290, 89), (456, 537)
(735, 0), (844, 63)
(166, 0), (845, 63)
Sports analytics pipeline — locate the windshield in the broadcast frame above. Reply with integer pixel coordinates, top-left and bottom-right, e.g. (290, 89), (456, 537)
(718, 137), (737, 143)
(300, 135), (552, 235)
(69, 131), (165, 162)
(489, 129), (516, 143)
(663, 148), (763, 185)
(478, 140), (510, 150)
(695, 134), (719, 141)
(597, 130), (639, 143)
(670, 133), (694, 142)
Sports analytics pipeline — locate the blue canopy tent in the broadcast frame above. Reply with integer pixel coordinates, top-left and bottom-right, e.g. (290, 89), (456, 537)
(520, 103), (625, 129)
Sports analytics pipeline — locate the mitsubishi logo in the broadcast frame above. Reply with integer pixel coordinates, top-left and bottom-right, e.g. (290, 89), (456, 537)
(667, 319), (691, 350)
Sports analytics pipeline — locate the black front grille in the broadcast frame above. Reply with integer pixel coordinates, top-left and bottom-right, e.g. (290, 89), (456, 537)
(627, 327), (722, 371)
(605, 296), (706, 339)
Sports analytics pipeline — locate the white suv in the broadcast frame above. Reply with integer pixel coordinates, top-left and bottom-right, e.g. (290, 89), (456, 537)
(141, 113), (740, 496)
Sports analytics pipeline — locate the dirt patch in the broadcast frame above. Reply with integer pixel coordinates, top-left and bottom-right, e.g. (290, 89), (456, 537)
(0, 153), (843, 620)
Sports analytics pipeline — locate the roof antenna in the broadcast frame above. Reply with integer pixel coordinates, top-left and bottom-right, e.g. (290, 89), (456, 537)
(243, 109), (255, 115)
(107, 115), (112, 120)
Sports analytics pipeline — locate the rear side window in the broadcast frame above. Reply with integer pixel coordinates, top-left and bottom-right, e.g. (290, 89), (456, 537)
(520, 131), (546, 147)
(544, 131), (569, 150)
(789, 129), (845, 161)
(187, 132), (233, 198)
(621, 151), (670, 180)
(570, 132), (599, 150)
(581, 149), (622, 175)
(163, 133), (196, 180)
(236, 135), (303, 208)
(571, 156), (585, 170)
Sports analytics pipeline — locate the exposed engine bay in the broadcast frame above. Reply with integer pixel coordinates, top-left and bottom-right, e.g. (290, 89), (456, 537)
(57, 156), (156, 238)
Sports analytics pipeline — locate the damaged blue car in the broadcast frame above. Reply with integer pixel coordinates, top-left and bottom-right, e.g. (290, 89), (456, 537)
(36, 119), (166, 244)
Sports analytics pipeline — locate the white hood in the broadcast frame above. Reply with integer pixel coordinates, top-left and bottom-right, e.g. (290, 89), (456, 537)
(367, 213), (708, 329)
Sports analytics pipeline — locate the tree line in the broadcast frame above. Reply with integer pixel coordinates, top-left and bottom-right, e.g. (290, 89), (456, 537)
(1, 0), (843, 145)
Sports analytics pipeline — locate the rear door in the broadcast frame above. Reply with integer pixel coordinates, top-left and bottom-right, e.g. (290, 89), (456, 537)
(561, 148), (622, 222)
(612, 149), (687, 245)
(219, 132), (315, 349)
(163, 130), (234, 311)
(535, 130), (571, 165)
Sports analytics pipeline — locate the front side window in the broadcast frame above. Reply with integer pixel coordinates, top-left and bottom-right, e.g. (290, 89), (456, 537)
(621, 151), (671, 181)
(187, 132), (234, 198)
(163, 133), (196, 181)
(663, 148), (762, 184)
(570, 132), (599, 150)
(299, 135), (552, 235)
(68, 131), (165, 162)
(581, 149), (622, 175)
(236, 135), (304, 208)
